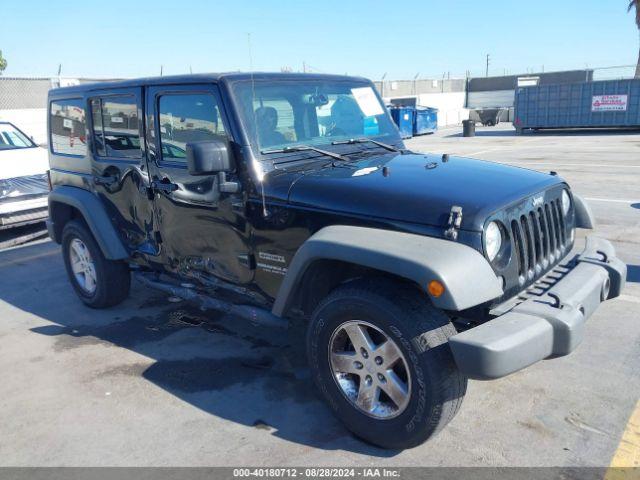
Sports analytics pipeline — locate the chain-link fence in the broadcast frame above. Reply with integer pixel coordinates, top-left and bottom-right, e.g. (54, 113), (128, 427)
(0, 77), (53, 110)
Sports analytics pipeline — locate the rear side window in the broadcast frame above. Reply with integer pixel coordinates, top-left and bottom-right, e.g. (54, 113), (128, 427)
(50, 98), (87, 156)
(158, 93), (227, 162)
(90, 96), (141, 159)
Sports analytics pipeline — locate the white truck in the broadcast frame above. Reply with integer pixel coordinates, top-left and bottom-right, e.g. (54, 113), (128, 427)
(0, 122), (49, 230)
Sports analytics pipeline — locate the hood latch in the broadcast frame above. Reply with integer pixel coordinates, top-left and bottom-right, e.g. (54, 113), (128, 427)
(444, 206), (463, 241)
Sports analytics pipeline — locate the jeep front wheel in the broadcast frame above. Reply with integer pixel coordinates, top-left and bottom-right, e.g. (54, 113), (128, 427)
(307, 278), (467, 449)
(62, 220), (131, 309)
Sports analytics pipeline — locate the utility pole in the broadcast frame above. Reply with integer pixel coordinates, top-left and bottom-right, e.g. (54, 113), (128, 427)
(160, 65), (163, 76)
(302, 61), (307, 73)
(485, 54), (490, 77)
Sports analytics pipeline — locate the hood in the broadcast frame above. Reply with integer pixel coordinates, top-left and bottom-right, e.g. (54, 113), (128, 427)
(282, 152), (563, 232)
(0, 146), (48, 180)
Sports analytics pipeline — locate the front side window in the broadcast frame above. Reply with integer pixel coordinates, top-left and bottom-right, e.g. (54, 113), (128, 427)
(50, 98), (87, 156)
(0, 123), (35, 150)
(157, 93), (227, 162)
(232, 80), (398, 155)
(90, 95), (141, 159)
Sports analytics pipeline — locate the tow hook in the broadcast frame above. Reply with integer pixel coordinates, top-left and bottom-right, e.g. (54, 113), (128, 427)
(444, 206), (463, 240)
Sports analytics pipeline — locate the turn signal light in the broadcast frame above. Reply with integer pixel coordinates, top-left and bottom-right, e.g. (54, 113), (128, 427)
(428, 280), (445, 298)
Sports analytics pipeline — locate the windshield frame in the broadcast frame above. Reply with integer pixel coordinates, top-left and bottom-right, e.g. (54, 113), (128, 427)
(229, 78), (402, 164)
(0, 122), (38, 151)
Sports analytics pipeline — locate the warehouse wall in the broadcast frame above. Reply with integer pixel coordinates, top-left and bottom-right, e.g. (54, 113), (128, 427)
(417, 92), (469, 126)
(373, 78), (466, 97)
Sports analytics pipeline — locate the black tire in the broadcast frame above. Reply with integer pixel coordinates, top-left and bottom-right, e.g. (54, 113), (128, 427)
(307, 278), (467, 449)
(61, 220), (130, 308)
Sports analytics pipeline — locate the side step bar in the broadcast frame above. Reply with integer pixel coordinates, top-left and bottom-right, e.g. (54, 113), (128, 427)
(135, 272), (288, 329)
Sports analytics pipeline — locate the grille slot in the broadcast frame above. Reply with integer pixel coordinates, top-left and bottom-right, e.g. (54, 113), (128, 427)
(509, 197), (568, 284)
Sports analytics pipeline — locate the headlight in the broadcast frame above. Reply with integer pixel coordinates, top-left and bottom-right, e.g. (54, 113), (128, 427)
(562, 190), (571, 215)
(484, 221), (503, 262)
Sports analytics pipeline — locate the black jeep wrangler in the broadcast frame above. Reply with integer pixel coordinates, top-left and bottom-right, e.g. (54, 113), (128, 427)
(46, 73), (626, 449)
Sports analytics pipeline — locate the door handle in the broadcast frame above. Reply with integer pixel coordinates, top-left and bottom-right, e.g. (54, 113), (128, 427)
(151, 179), (179, 193)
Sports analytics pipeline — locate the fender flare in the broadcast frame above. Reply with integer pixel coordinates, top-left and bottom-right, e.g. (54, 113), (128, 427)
(48, 186), (129, 260)
(271, 225), (503, 316)
(573, 194), (595, 229)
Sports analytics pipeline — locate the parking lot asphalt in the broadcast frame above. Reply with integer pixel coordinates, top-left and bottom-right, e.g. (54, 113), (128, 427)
(0, 125), (638, 467)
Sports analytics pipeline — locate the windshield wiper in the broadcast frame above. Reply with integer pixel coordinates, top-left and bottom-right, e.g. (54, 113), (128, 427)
(331, 138), (400, 152)
(261, 145), (348, 162)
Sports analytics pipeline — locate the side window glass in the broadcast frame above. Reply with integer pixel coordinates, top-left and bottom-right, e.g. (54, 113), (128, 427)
(50, 98), (87, 156)
(91, 96), (141, 159)
(158, 93), (227, 162)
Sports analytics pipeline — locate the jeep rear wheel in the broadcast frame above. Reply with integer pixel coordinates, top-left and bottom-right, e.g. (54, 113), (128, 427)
(307, 278), (467, 449)
(62, 220), (130, 309)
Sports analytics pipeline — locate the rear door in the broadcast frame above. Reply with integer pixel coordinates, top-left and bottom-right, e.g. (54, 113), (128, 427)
(88, 87), (156, 254)
(145, 83), (253, 284)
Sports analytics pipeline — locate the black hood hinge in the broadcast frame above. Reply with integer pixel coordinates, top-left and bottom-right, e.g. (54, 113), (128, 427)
(444, 206), (463, 241)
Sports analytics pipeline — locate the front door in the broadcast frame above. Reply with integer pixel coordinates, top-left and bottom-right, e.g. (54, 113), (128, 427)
(145, 83), (253, 285)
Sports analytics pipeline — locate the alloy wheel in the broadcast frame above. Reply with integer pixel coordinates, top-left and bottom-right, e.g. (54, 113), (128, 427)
(69, 238), (97, 294)
(328, 320), (411, 419)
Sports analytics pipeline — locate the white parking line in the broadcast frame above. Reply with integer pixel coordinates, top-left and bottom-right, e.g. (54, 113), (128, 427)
(585, 197), (639, 204)
(508, 162), (640, 169)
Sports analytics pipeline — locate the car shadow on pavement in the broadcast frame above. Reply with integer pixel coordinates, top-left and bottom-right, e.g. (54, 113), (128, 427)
(1, 242), (401, 457)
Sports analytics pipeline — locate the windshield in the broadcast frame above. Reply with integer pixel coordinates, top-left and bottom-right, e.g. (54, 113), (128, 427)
(232, 80), (399, 157)
(0, 123), (36, 150)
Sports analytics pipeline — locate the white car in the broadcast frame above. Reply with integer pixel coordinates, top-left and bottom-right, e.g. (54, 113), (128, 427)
(0, 122), (50, 230)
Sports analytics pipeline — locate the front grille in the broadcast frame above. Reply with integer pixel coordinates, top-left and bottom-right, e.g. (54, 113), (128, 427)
(509, 198), (569, 285)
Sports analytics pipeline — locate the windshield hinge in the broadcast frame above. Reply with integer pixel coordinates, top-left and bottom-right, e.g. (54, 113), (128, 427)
(444, 206), (463, 241)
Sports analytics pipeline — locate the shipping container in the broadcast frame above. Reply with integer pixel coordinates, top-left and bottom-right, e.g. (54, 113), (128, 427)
(513, 79), (640, 133)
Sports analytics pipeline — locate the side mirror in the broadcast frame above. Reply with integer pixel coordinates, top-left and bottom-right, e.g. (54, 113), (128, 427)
(186, 140), (232, 176)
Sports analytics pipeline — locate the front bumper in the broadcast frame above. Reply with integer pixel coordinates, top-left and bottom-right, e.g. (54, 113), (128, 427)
(0, 196), (48, 230)
(449, 236), (626, 379)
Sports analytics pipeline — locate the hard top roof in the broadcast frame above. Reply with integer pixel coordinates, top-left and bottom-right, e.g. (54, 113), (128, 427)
(49, 72), (371, 96)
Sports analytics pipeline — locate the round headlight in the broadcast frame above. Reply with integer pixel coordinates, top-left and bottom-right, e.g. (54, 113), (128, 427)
(485, 221), (503, 262)
(562, 190), (571, 215)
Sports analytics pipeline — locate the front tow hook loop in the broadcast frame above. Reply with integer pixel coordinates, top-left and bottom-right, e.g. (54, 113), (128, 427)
(548, 292), (564, 309)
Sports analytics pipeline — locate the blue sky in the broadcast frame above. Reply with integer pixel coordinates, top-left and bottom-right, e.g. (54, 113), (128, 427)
(1, 0), (638, 80)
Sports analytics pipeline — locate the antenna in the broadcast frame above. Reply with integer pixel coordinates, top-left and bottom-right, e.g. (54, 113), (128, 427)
(247, 33), (268, 217)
